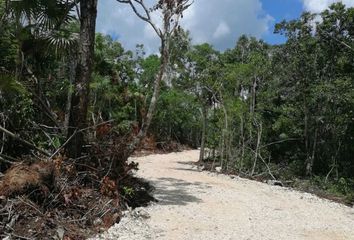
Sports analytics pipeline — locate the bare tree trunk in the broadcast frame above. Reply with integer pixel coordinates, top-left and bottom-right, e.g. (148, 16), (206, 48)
(220, 102), (229, 169)
(66, 0), (97, 158)
(250, 76), (257, 114)
(199, 106), (207, 162)
(251, 121), (262, 176)
(123, 37), (169, 160)
(64, 55), (77, 136)
(303, 96), (311, 175)
(306, 127), (318, 176)
(240, 115), (245, 171)
(227, 128), (233, 171)
(220, 130), (225, 168)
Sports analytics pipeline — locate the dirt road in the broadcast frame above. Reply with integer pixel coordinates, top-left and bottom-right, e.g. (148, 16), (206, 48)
(92, 150), (354, 240)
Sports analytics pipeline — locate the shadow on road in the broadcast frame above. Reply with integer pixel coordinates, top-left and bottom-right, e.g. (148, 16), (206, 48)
(176, 161), (197, 166)
(151, 177), (210, 206)
(170, 167), (201, 173)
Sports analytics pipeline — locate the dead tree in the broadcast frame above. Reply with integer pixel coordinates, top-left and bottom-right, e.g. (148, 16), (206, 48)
(116, 0), (193, 157)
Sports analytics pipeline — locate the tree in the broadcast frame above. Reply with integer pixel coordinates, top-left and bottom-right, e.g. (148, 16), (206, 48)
(1, 0), (79, 155)
(271, 3), (354, 177)
(116, 0), (193, 156)
(66, 0), (98, 158)
(183, 43), (220, 162)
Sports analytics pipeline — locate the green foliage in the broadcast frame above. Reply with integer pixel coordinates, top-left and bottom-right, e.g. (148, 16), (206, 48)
(122, 186), (135, 197)
(139, 54), (160, 88)
(8, 0), (76, 32)
(95, 33), (125, 76)
(0, 30), (18, 71)
(309, 176), (354, 201)
(0, 74), (26, 94)
(0, 87), (35, 155)
(163, 3), (354, 194)
(151, 89), (201, 145)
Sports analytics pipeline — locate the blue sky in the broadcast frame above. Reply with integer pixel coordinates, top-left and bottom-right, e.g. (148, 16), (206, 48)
(96, 0), (353, 53)
(261, 0), (303, 44)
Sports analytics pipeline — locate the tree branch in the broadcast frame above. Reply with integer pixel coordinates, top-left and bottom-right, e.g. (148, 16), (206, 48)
(116, 0), (162, 37)
(0, 126), (50, 156)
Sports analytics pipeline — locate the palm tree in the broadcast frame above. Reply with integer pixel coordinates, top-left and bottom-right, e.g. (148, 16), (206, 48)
(1, 0), (80, 132)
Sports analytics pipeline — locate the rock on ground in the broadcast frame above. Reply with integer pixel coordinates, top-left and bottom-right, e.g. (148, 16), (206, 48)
(90, 150), (354, 240)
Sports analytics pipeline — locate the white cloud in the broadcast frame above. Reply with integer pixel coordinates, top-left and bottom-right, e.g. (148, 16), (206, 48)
(213, 21), (231, 39)
(302, 0), (354, 13)
(182, 0), (273, 50)
(96, 0), (273, 53)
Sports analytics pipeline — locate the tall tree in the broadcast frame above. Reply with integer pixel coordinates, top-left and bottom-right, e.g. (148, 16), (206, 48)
(66, 0), (98, 158)
(184, 43), (220, 162)
(116, 0), (192, 156)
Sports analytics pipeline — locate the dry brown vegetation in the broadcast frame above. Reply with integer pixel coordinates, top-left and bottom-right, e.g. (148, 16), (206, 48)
(0, 128), (184, 239)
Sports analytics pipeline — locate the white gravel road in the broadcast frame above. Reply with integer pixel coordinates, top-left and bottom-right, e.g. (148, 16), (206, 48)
(91, 150), (354, 240)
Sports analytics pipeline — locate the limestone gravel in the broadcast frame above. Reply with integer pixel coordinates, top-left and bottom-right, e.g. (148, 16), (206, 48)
(90, 150), (354, 240)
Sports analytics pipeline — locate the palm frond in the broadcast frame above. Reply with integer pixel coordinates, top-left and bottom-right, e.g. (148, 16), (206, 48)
(9, 0), (77, 33)
(44, 28), (79, 55)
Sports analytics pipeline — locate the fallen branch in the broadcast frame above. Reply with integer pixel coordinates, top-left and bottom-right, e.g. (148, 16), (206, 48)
(0, 157), (15, 165)
(260, 138), (299, 149)
(258, 153), (276, 180)
(0, 153), (18, 162)
(17, 197), (43, 215)
(247, 146), (276, 180)
(51, 120), (115, 160)
(11, 233), (35, 240)
(78, 119), (114, 133)
(49, 129), (77, 160)
(0, 126), (50, 156)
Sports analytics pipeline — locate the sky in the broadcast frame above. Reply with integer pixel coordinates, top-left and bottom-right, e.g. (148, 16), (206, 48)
(96, 0), (354, 53)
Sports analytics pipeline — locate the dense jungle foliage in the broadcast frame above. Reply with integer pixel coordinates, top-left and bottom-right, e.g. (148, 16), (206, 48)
(1, 0), (354, 205)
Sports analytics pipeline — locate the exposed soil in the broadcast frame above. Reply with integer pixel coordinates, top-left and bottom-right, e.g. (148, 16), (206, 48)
(92, 150), (354, 240)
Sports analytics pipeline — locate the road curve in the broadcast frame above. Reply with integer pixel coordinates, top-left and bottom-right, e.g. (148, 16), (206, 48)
(92, 150), (354, 240)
